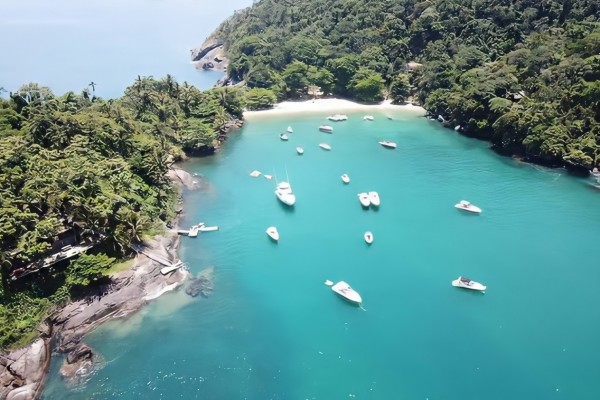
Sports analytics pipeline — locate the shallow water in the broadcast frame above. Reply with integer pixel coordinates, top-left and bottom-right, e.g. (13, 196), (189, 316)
(42, 111), (600, 399)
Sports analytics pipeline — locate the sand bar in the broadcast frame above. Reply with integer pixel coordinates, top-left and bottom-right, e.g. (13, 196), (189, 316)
(243, 98), (426, 119)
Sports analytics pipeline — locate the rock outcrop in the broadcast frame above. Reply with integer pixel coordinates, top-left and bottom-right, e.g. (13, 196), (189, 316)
(185, 267), (214, 298)
(0, 338), (49, 400)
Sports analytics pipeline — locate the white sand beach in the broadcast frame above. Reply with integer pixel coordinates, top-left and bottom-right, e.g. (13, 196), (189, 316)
(243, 98), (426, 119)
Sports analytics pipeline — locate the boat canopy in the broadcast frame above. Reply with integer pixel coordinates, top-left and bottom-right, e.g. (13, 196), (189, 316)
(460, 277), (472, 283)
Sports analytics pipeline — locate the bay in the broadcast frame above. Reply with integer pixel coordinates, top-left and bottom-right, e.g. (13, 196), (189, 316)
(0, 0), (252, 98)
(42, 110), (600, 399)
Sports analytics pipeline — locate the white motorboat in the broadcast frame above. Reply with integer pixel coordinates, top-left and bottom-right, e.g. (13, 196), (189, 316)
(454, 200), (482, 214)
(331, 281), (362, 304)
(266, 226), (279, 241)
(296, 146), (304, 155)
(275, 181), (296, 206)
(378, 141), (397, 149)
(319, 125), (334, 133)
(341, 174), (350, 184)
(319, 143), (332, 151)
(368, 191), (380, 207)
(287, 125), (293, 133)
(280, 133), (289, 141)
(363, 115), (374, 121)
(358, 192), (371, 207)
(452, 276), (486, 292)
(250, 170), (262, 177)
(263, 174), (273, 180)
(327, 114), (348, 122)
(591, 167), (600, 178)
(364, 231), (373, 244)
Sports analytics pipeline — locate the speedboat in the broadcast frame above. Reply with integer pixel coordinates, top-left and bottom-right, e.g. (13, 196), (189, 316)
(341, 174), (350, 184)
(249, 170), (262, 177)
(358, 192), (370, 207)
(287, 125), (293, 133)
(363, 115), (374, 121)
(368, 191), (380, 207)
(319, 125), (334, 133)
(327, 114), (348, 122)
(319, 143), (332, 151)
(454, 200), (482, 214)
(364, 231), (373, 244)
(263, 174), (273, 180)
(280, 133), (289, 141)
(296, 146), (304, 155)
(378, 141), (397, 149)
(266, 226), (279, 242)
(591, 167), (600, 178)
(452, 276), (486, 292)
(331, 281), (362, 304)
(275, 181), (296, 206)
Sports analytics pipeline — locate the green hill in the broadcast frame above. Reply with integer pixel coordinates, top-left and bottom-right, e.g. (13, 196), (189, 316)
(213, 0), (600, 171)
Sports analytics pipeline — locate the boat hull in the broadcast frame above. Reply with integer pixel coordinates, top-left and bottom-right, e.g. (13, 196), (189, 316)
(331, 281), (362, 304)
(452, 279), (486, 291)
(454, 204), (482, 213)
(358, 193), (371, 207)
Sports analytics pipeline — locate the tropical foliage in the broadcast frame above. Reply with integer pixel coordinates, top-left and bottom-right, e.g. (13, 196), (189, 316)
(0, 77), (241, 348)
(214, 0), (600, 170)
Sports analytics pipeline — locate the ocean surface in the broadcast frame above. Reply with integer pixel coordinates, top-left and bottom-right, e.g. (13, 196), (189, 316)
(0, 0), (251, 98)
(42, 110), (600, 399)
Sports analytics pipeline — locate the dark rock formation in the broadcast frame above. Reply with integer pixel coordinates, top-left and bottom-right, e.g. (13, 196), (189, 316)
(185, 267), (214, 298)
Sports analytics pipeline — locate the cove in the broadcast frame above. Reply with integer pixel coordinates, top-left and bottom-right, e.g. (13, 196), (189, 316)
(43, 110), (600, 399)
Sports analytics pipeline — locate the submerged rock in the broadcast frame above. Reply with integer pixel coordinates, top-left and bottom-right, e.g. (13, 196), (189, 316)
(185, 267), (214, 298)
(59, 343), (103, 388)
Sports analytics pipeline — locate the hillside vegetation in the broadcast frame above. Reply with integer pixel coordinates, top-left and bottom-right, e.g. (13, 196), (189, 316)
(0, 77), (244, 348)
(214, 0), (600, 170)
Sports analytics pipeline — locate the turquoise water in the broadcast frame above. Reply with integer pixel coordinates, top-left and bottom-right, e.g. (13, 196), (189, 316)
(0, 0), (251, 97)
(43, 111), (600, 399)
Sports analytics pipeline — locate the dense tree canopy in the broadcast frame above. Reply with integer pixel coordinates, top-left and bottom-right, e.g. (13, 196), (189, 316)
(0, 76), (246, 348)
(214, 0), (600, 170)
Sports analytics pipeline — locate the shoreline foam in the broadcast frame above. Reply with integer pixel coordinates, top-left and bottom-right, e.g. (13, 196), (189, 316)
(243, 98), (426, 119)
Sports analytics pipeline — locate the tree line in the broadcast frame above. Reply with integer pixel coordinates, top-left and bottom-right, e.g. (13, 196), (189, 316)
(213, 0), (600, 171)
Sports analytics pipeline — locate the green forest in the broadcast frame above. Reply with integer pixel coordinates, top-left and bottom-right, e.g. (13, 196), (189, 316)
(213, 0), (600, 171)
(0, 77), (247, 348)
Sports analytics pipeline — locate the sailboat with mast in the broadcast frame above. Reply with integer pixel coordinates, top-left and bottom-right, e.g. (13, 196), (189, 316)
(275, 168), (296, 206)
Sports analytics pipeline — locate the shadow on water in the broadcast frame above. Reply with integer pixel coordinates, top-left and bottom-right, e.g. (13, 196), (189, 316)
(276, 200), (296, 213)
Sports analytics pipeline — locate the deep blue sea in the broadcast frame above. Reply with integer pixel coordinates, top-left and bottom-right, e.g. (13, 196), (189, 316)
(0, 0), (251, 98)
(42, 110), (600, 399)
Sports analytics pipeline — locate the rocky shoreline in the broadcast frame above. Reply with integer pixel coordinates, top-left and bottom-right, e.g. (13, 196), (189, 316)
(0, 168), (200, 400)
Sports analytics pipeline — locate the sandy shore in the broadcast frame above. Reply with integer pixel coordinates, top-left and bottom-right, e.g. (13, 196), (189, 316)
(243, 98), (426, 119)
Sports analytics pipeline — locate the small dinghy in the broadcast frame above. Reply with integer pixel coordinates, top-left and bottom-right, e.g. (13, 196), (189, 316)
(363, 115), (374, 121)
(296, 146), (304, 155)
(266, 226), (279, 242)
(358, 192), (371, 207)
(263, 174), (273, 180)
(319, 143), (332, 151)
(364, 231), (373, 245)
(319, 125), (334, 133)
(280, 133), (289, 141)
(250, 170), (262, 177)
(287, 125), (293, 133)
(341, 174), (350, 184)
(452, 276), (486, 292)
